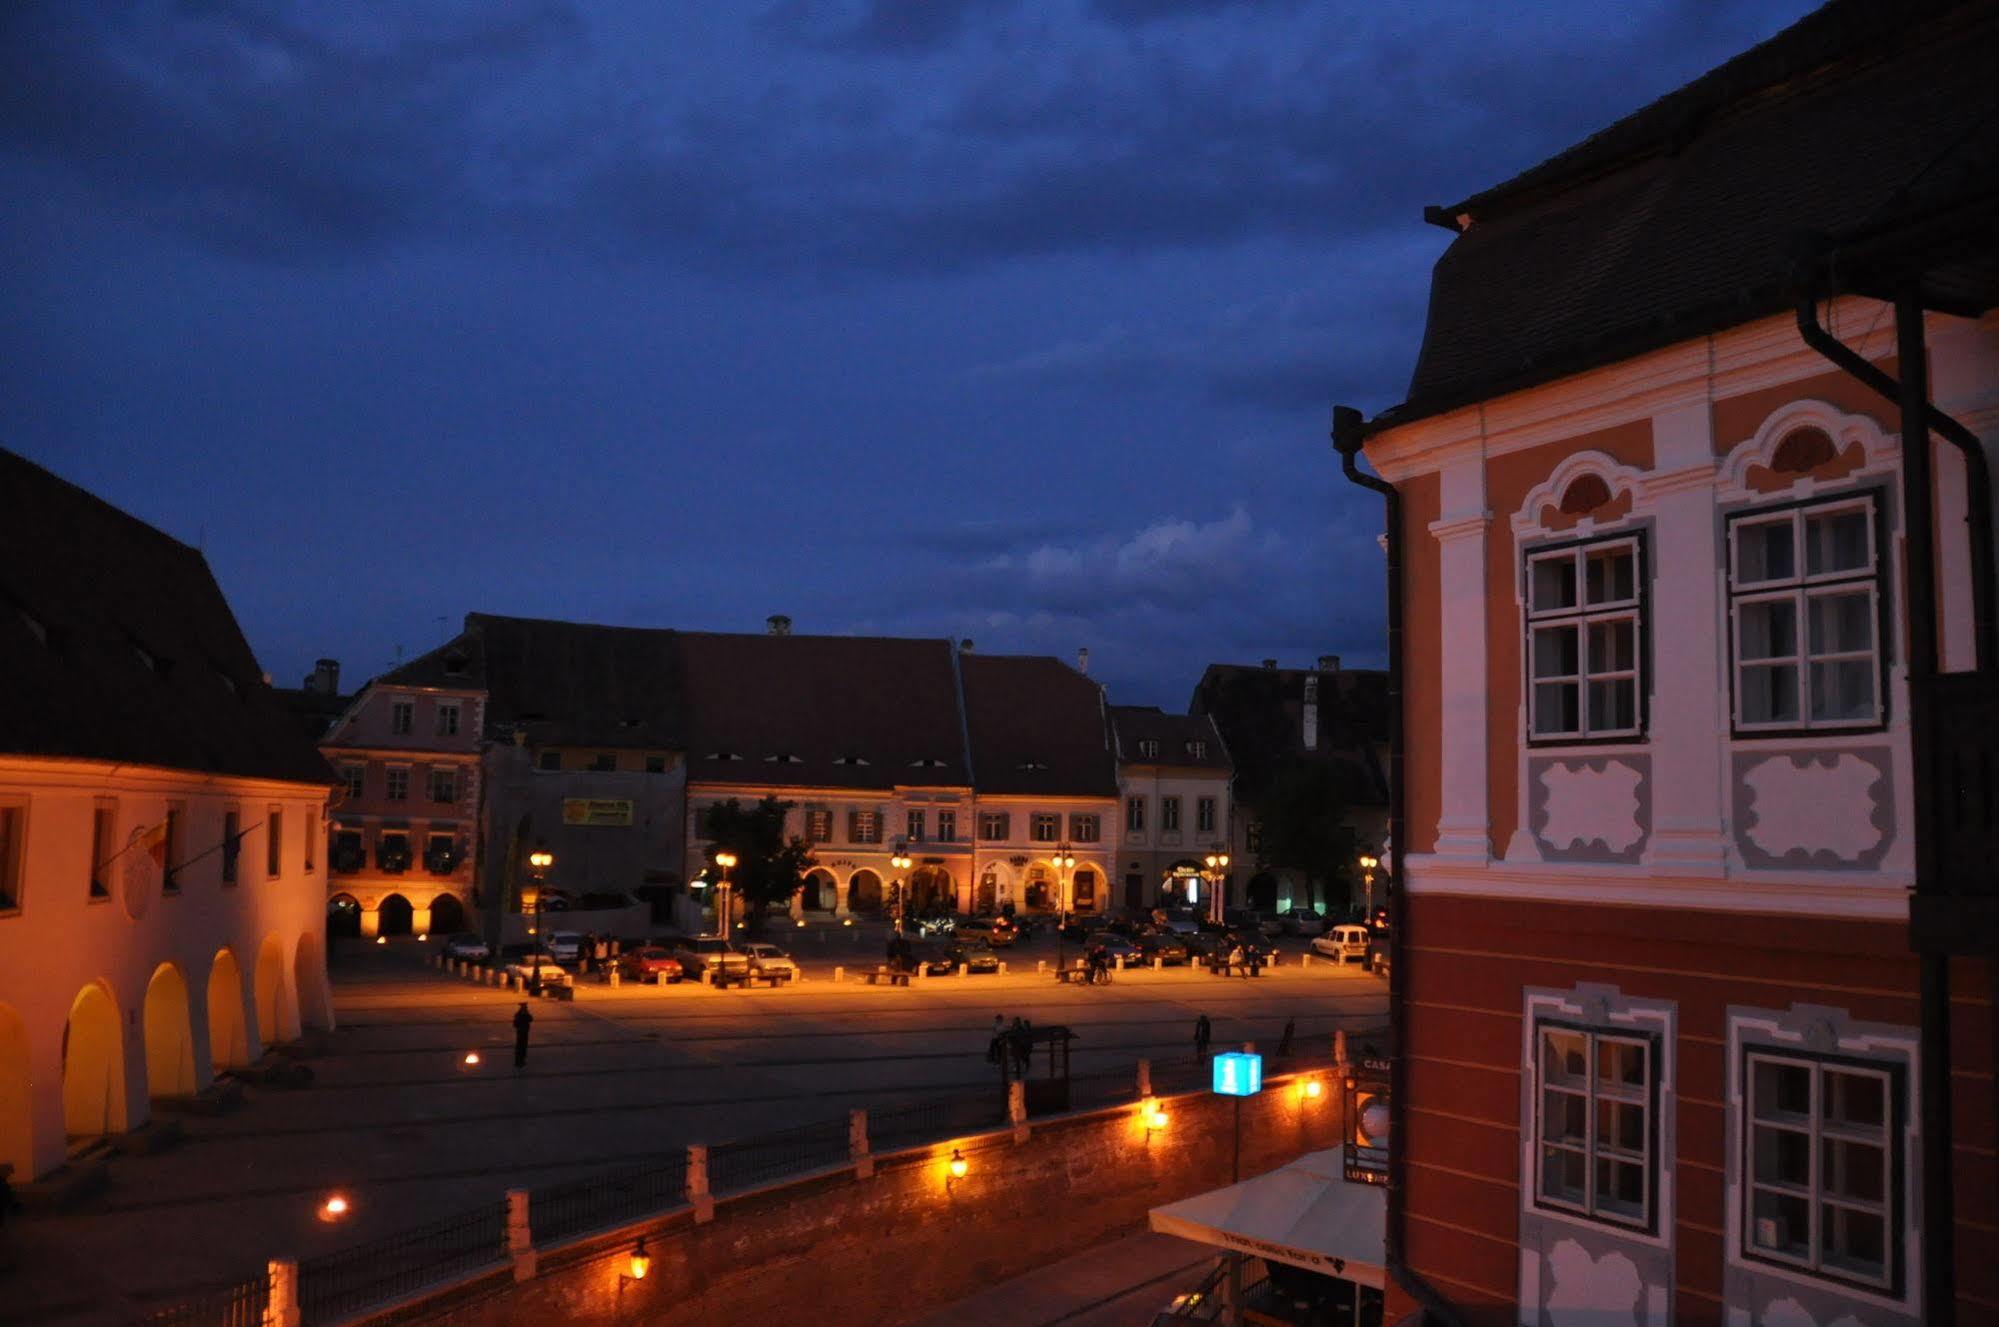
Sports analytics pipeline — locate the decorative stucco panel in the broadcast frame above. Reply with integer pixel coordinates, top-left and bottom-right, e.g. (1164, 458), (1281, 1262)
(1529, 755), (1651, 863)
(1731, 748), (1894, 870)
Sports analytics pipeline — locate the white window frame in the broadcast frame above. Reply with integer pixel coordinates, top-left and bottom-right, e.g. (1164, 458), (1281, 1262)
(1196, 797), (1216, 834)
(435, 702), (461, 737)
(979, 812), (1009, 841)
(1742, 1050), (1898, 1291)
(429, 767), (457, 805)
(1727, 494), (1884, 733)
(340, 764), (364, 802)
(1161, 797), (1181, 833)
(936, 810), (956, 842)
(1524, 534), (1645, 742)
(1126, 797), (1145, 833)
(1534, 1022), (1657, 1231)
(1071, 814), (1099, 843)
(850, 810), (881, 845)
(906, 810), (925, 843)
(805, 810), (831, 843)
(1029, 812), (1059, 843)
(389, 698), (414, 735)
(385, 766), (411, 802)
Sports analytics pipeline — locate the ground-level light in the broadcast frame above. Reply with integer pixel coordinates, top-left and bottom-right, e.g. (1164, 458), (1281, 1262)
(948, 1149), (968, 1180)
(463, 1051), (481, 1066)
(320, 1193), (351, 1221)
(375, 936), (386, 945)
(1145, 1104), (1169, 1133)
(1303, 1077), (1324, 1100)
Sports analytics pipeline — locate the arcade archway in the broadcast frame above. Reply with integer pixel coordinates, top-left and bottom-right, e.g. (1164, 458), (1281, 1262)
(801, 869), (838, 913)
(207, 949), (250, 1070)
(1, 1002), (33, 1179)
(428, 893), (467, 934)
(376, 893), (414, 937)
(294, 930), (334, 1031)
(254, 935), (296, 1046)
(907, 865), (953, 919)
(143, 962), (198, 1099)
(63, 981), (126, 1141)
(327, 893), (362, 939)
(847, 869), (883, 914)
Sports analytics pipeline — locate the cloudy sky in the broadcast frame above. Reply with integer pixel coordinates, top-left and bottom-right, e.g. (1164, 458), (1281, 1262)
(2, 0), (1816, 707)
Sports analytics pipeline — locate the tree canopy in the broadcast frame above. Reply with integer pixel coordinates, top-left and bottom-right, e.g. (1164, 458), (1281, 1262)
(698, 796), (815, 932)
(1254, 757), (1358, 908)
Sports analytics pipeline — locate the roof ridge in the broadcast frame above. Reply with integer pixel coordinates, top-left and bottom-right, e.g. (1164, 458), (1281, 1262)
(1, 445), (203, 560)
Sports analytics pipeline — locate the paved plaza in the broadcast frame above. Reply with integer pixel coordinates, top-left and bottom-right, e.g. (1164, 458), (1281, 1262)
(8, 928), (1385, 1324)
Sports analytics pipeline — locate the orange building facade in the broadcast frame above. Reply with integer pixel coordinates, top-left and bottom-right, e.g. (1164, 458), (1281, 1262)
(1338, 5), (1999, 1324)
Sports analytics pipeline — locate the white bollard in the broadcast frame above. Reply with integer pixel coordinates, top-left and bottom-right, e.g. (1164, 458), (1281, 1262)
(1303, 952), (1312, 967)
(834, 965), (845, 982)
(1116, 955), (1125, 972)
(959, 963), (969, 977)
(656, 970), (670, 987)
(608, 966), (621, 988)
(1036, 960), (1047, 974)
(1153, 956), (1162, 972)
(998, 961), (1008, 974)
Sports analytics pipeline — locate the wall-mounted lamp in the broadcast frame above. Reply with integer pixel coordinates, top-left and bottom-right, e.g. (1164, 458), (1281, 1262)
(842, 917), (854, 927)
(948, 1149), (968, 1182)
(620, 1237), (651, 1285)
(1301, 1077), (1324, 1100)
(375, 936), (387, 946)
(463, 1051), (481, 1067)
(319, 1193), (351, 1222)
(1144, 1101), (1169, 1134)
(416, 932), (428, 942)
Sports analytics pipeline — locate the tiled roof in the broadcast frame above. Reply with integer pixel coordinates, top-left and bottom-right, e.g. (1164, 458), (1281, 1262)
(1387, 0), (1999, 424)
(677, 633), (970, 791)
(1108, 706), (1231, 772)
(0, 448), (334, 785)
(464, 613), (683, 749)
(960, 654), (1119, 797)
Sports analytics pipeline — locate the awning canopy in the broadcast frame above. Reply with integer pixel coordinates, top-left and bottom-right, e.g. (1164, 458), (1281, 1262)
(1148, 1149), (1386, 1288)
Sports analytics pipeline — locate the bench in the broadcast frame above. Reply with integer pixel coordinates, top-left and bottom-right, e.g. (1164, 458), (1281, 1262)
(1208, 961), (1265, 978)
(862, 966), (911, 987)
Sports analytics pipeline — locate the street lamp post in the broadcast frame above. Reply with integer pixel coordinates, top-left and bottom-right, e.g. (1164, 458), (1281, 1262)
(889, 844), (912, 936)
(1052, 842), (1077, 973)
(1358, 851), (1379, 923)
(1202, 849), (1231, 929)
(713, 851), (737, 939)
(526, 847), (553, 994)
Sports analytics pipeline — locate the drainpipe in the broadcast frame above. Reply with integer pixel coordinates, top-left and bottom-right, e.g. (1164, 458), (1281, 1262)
(1333, 405), (1462, 1327)
(1797, 277), (1962, 1327)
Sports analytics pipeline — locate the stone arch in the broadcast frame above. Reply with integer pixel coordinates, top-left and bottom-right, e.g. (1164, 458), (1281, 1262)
(1720, 398), (1895, 500)
(294, 930), (334, 1031)
(1245, 872), (1280, 912)
(377, 893), (414, 937)
(143, 962), (198, 1100)
(327, 893), (362, 939)
(0, 1002), (32, 1179)
(207, 948), (250, 1071)
(907, 865), (953, 919)
(254, 934), (297, 1046)
(1022, 861), (1057, 912)
(1072, 866), (1100, 911)
(801, 869), (838, 913)
(1515, 450), (1647, 535)
(975, 860), (1011, 914)
(846, 869), (883, 914)
(62, 981), (126, 1141)
(428, 893), (467, 934)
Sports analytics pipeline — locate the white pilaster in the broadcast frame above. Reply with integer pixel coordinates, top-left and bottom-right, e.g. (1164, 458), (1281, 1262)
(1642, 402), (1731, 873)
(1428, 445), (1491, 862)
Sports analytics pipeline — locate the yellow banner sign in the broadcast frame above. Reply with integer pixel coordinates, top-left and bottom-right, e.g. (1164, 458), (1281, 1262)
(562, 798), (633, 827)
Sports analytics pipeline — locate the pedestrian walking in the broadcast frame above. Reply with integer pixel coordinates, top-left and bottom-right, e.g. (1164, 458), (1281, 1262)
(1194, 1013), (1212, 1059)
(512, 1002), (534, 1068)
(1278, 1017), (1296, 1059)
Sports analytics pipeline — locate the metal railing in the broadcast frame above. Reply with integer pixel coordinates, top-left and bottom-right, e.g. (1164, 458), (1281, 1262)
(709, 1118), (851, 1194)
(146, 1275), (267, 1327)
(297, 1204), (506, 1327)
(866, 1089), (1008, 1153)
(531, 1151), (689, 1245)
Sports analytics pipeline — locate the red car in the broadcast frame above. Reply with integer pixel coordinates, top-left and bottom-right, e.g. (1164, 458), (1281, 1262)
(619, 946), (683, 983)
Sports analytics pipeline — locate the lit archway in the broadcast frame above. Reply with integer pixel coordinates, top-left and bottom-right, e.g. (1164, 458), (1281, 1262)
(377, 893), (414, 937)
(62, 981), (126, 1141)
(294, 930), (333, 1031)
(143, 963), (197, 1100)
(207, 949), (250, 1071)
(428, 893), (467, 934)
(1023, 863), (1057, 912)
(907, 865), (953, 919)
(254, 935), (297, 1047)
(0, 1002), (31, 1179)
(802, 869), (837, 913)
(846, 869), (883, 914)
(327, 893), (362, 939)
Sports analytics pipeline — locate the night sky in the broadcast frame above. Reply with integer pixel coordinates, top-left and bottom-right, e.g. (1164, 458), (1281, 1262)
(2, 1), (1815, 708)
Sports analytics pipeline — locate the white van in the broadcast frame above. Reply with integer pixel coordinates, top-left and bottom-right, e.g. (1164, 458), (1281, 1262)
(1311, 925), (1372, 964)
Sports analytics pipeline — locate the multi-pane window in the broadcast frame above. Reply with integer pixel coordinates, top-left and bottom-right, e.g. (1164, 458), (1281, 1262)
(267, 807), (284, 878)
(90, 803), (115, 900)
(850, 810), (882, 844)
(907, 810), (926, 842)
(1186, 740), (1207, 759)
(0, 805), (22, 910)
(429, 768), (457, 804)
(1730, 496), (1882, 731)
(1245, 822), (1262, 853)
(435, 702), (460, 737)
(1030, 813), (1059, 842)
(805, 810), (832, 843)
(390, 700), (414, 734)
(1161, 797), (1181, 832)
(1126, 797), (1146, 833)
(1526, 536), (1643, 740)
(979, 812), (1010, 841)
(385, 767), (410, 801)
(222, 810), (241, 885)
(1537, 1025), (1654, 1229)
(1137, 739), (1160, 758)
(1745, 1052), (1896, 1288)
(1071, 814), (1100, 843)
(341, 765), (364, 802)
(936, 810), (956, 842)
(1197, 797), (1217, 834)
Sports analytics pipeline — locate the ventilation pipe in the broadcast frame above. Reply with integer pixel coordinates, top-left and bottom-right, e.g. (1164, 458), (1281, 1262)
(767, 615), (792, 637)
(1302, 674), (1320, 752)
(1076, 647), (1090, 674)
(959, 639), (975, 654)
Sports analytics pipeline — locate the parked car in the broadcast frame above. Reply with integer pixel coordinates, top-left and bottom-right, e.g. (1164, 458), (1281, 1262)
(440, 933), (490, 962)
(1156, 910), (1203, 937)
(741, 942), (800, 982)
(1216, 929), (1272, 963)
(1365, 926), (1392, 976)
(504, 953), (570, 986)
(544, 931), (584, 962)
(1131, 926), (1191, 965)
(1225, 908), (1283, 938)
(1279, 907), (1327, 936)
(619, 946), (684, 983)
(1082, 932), (1143, 964)
(956, 916), (1018, 948)
(671, 937), (750, 978)
(913, 910), (957, 937)
(1311, 925), (1372, 964)
(922, 938), (1001, 975)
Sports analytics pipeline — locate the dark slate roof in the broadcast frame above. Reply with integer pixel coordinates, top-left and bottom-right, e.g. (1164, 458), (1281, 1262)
(960, 654), (1119, 797)
(0, 448), (334, 785)
(271, 686), (353, 742)
(1188, 664), (1387, 806)
(463, 613), (683, 749)
(677, 633), (970, 792)
(1385, 0), (1999, 425)
(1108, 706), (1232, 772)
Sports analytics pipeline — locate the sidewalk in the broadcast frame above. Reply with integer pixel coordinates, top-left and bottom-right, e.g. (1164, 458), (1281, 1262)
(905, 1228), (1211, 1327)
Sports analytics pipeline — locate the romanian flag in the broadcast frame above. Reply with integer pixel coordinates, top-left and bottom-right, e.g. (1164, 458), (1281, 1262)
(139, 821), (169, 867)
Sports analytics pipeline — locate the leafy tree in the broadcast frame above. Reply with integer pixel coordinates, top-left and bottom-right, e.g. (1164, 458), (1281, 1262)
(698, 796), (815, 934)
(1254, 757), (1359, 912)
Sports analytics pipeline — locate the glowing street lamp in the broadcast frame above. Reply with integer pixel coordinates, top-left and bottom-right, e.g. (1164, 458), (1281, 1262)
(1051, 843), (1078, 972)
(889, 845), (913, 936)
(1358, 851), (1379, 921)
(713, 851), (738, 939)
(1202, 849), (1231, 928)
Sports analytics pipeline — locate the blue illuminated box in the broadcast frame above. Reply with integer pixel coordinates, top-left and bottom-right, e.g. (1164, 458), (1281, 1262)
(1212, 1051), (1263, 1097)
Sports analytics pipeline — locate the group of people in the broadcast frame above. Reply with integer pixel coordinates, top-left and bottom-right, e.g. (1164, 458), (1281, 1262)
(1191, 1014), (1297, 1059)
(985, 1014), (1036, 1076)
(1079, 942), (1115, 984)
(1209, 941), (1263, 978)
(579, 934), (623, 976)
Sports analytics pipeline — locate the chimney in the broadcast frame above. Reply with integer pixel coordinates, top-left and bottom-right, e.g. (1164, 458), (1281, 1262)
(1261, 658), (1278, 670)
(307, 658), (340, 695)
(1317, 654), (1340, 673)
(959, 639), (975, 653)
(1303, 674), (1320, 751)
(1077, 647), (1090, 674)
(767, 615), (792, 637)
